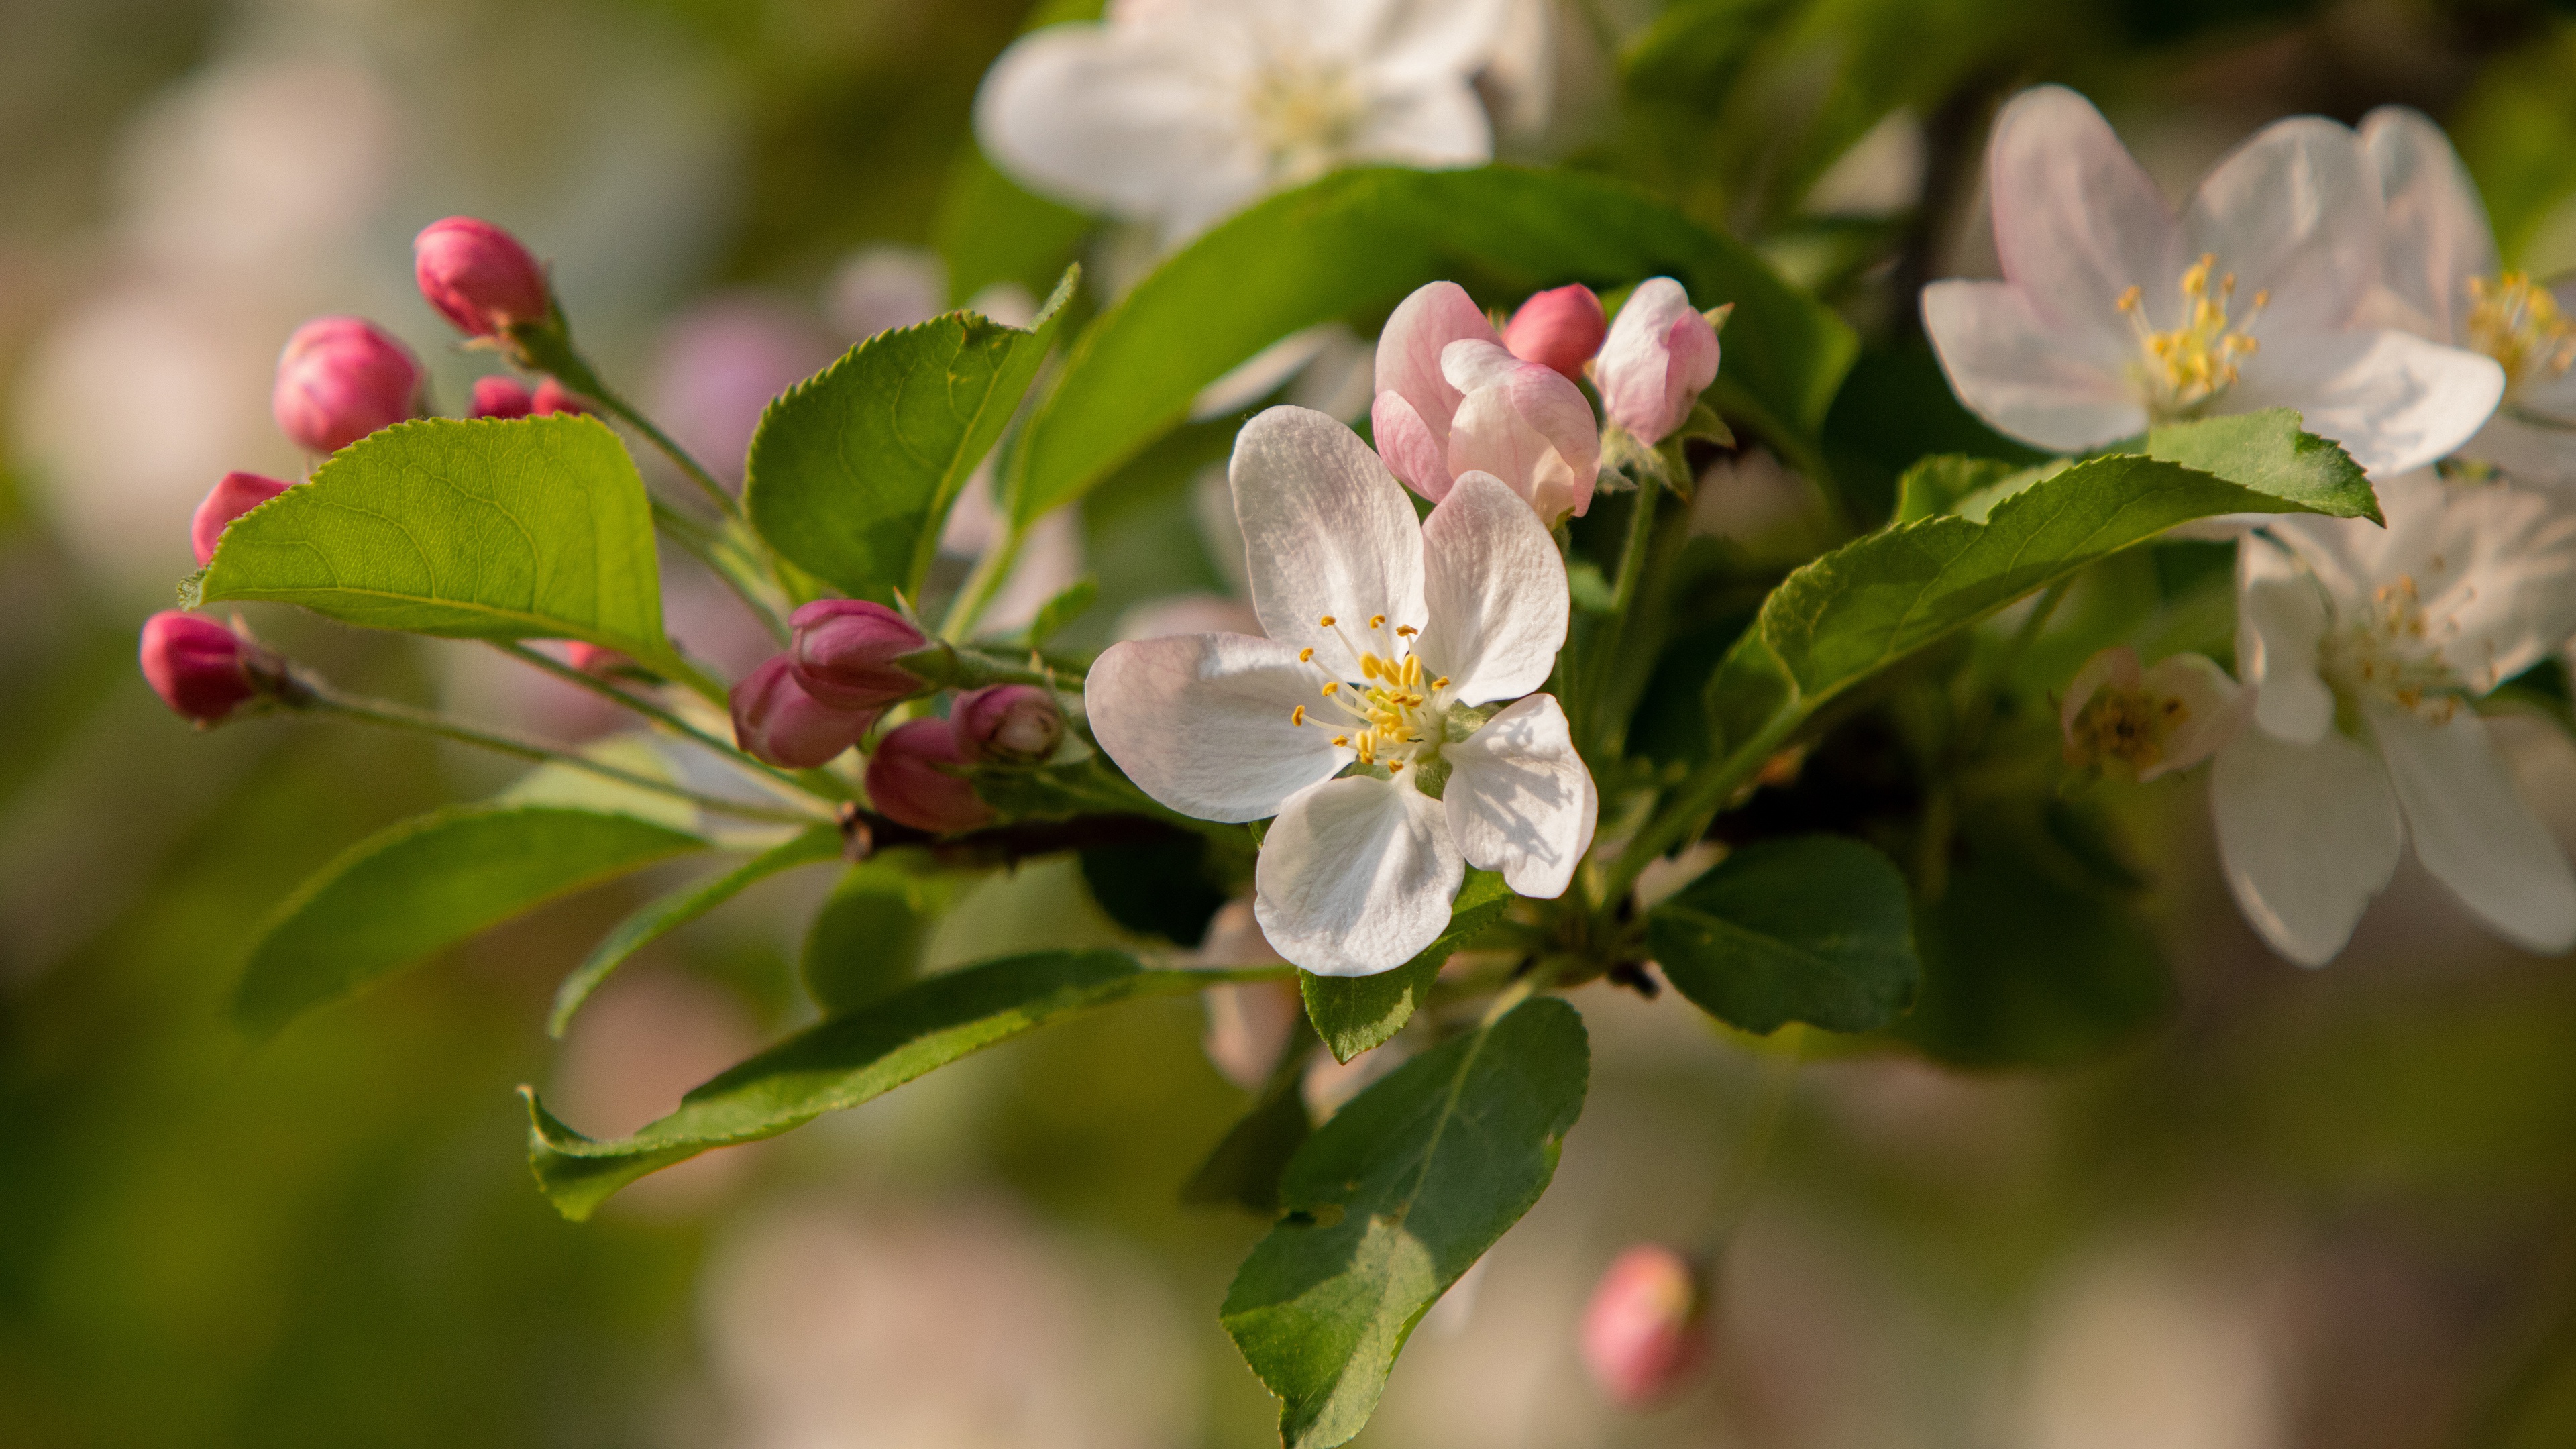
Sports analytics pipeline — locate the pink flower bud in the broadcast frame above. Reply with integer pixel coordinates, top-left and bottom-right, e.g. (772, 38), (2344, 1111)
(413, 216), (551, 338)
(1371, 280), (1500, 500)
(469, 376), (534, 419)
(789, 599), (928, 711)
(139, 612), (266, 723)
(273, 316), (425, 454)
(729, 655), (875, 769)
(1581, 1244), (1709, 1407)
(865, 717), (994, 833)
(1503, 284), (1607, 382)
(190, 470), (293, 567)
(1441, 339), (1603, 520)
(1596, 278), (1721, 445)
(530, 378), (588, 417)
(952, 684), (1063, 765)
(565, 641), (629, 674)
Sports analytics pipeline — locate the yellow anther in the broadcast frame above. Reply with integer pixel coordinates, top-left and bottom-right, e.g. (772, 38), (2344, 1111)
(1403, 655), (1421, 686)
(2121, 253), (2263, 416)
(2469, 271), (2575, 390)
(1387, 761), (1403, 773)
(1291, 705), (1306, 726)
(1298, 647), (1314, 663)
(1318, 614), (1336, 627)
(1360, 655), (1381, 680)
(1368, 614), (1385, 629)
(2116, 285), (2143, 313)
(1332, 735), (1349, 747)
(1395, 625), (1418, 637)
(1321, 681), (1339, 696)
(1432, 676), (1449, 690)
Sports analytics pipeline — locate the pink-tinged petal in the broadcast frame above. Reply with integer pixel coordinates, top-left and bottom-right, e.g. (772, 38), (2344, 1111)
(2324, 475), (2576, 694)
(1413, 472), (1568, 702)
(2211, 724), (2402, 967)
(1440, 337), (1525, 395)
(1920, 280), (2146, 453)
(1254, 776), (1462, 976)
(1085, 633), (1348, 822)
(1371, 390), (1451, 500)
(1446, 362), (1601, 520)
(1984, 85), (2184, 356)
(1443, 694), (1597, 898)
(973, 22), (1262, 233)
(2135, 653), (2249, 781)
(2361, 106), (2499, 343)
(2235, 327), (2503, 477)
(2184, 116), (2381, 336)
(1231, 407), (1429, 659)
(2237, 533), (2337, 745)
(1595, 279), (1717, 444)
(1373, 281), (1497, 470)
(2365, 698), (2576, 954)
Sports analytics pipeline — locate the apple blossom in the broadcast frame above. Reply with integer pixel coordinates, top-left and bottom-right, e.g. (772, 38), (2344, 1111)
(1502, 283), (1606, 381)
(1372, 281), (1602, 520)
(730, 655), (876, 769)
(1922, 86), (2504, 477)
(2362, 107), (2576, 485)
(866, 718), (995, 833)
(189, 470), (292, 567)
(2059, 645), (2247, 782)
(2212, 473), (2576, 965)
(1595, 277), (1721, 445)
(789, 600), (930, 712)
(1085, 405), (1597, 976)
(975, 0), (1509, 241)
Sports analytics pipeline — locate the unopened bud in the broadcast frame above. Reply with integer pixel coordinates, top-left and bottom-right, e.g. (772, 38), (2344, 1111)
(789, 599), (928, 711)
(1503, 284), (1607, 382)
(951, 684), (1063, 765)
(730, 655), (875, 769)
(865, 717), (994, 833)
(2060, 645), (2247, 782)
(191, 470), (292, 567)
(469, 376), (534, 419)
(565, 641), (630, 675)
(273, 316), (425, 454)
(139, 612), (275, 724)
(413, 216), (551, 338)
(530, 378), (587, 417)
(1582, 1244), (1709, 1407)
(1595, 278), (1721, 445)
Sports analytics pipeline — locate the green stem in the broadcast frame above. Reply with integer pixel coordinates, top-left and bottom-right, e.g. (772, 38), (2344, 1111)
(301, 687), (826, 826)
(490, 642), (834, 799)
(1599, 704), (1805, 909)
(1578, 486), (1664, 752)
(1705, 1025), (1804, 1246)
(649, 499), (788, 646)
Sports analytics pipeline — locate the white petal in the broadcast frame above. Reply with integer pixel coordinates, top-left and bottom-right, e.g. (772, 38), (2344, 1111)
(1413, 471), (1569, 702)
(2390, 477), (2576, 692)
(1984, 85), (2184, 356)
(1440, 338), (1524, 396)
(2211, 724), (2402, 967)
(1373, 281), (1494, 470)
(1354, 0), (1512, 78)
(2135, 653), (2249, 781)
(1231, 406), (1429, 659)
(1085, 633), (1346, 822)
(2366, 698), (2576, 953)
(2183, 116), (2380, 335)
(2237, 531), (2336, 743)
(973, 25), (1260, 225)
(2360, 106), (2498, 343)
(1255, 776), (1462, 975)
(1443, 694), (1597, 898)
(2236, 327), (2504, 478)
(2060, 644), (2142, 747)
(2466, 411), (2576, 488)
(1445, 363), (1601, 521)
(1921, 280), (2146, 453)
(1350, 77), (1494, 169)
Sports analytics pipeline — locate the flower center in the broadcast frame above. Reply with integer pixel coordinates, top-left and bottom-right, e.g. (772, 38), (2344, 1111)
(1246, 58), (1364, 182)
(2318, 572), (2469, 722)
(2467, 271), (2575, 396)
(2118, 254), (2266, 419)
(1286, 613), (1450, 777)
(2067, 688), (2190, 774)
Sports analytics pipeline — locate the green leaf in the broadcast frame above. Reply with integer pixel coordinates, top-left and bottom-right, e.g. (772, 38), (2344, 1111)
(524, 949), (1278, 1218)
(745, 267), (1077, 601)
(1008, 165), (1855, 524)
(190, 417), (681, 673)
(1891, 453), (2018, 523)
(1183, 1016), (1318, 1215)
(1647, 835), (1918, 1034)
(235, 804), (709, 1039)
(1301, 869), (1513, 1064)
(547, 824), (841, 1038)
(1223, 996), (1589, 1449)
(800, 862), (946, 1014)
(1752, 411), (2377, 716)
(1018, 575), (1097, 649)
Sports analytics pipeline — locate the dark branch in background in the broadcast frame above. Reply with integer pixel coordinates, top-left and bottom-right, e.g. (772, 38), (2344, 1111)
(836, 804), (1193, 868)
(1888, 74), (2009, 349)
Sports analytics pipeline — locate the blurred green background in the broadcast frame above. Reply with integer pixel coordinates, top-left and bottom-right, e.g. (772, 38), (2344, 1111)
(11, 1), (2576, 1445)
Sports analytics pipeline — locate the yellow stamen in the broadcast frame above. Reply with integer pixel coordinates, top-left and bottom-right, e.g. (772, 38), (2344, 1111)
(1387, 761), (1403, 773)
(1368, 614), (1385, 629)
(2120, 252), (2263, 416)
(1318, 614), (1336, 627)
(1332, 735), (1349, 747)
(1395, 625), (1418, 637)
(1320, 681), (1339, 696)
(1403, 656), (1421, 686)
(1432, 676), (1449, 690)
(1298, 647), (1314, 663)
(1291, 705), (1305, 726)
(2468, 271), (2575, 391)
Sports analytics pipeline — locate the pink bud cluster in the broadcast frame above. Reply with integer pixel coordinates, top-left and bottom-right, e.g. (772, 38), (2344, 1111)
(726, 602), (1063, 833)
(1580, 1244), (1710, 1407)
(468, 376), (587, 420)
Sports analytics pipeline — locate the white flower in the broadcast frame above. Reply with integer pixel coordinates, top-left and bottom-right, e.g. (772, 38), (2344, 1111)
(2212, 472), (2576, 965)
(974, 0), (1509, 243)
(1086, 405), (1597, 975)
(1594, 277), (1720, 445)
(2059, 645), (2247, 782)
(2362, 106), (2576, 484)
(1922, 86), (2504, 477)
(1371, 280), (1601, 520)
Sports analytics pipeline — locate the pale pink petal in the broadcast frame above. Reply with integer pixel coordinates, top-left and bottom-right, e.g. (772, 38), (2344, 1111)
(2183, 116), (2381, 336)
(2212, 724), (2402, 967)
(1446, 362), (1601, 520)
(1086, 633), (1348, 822)
(2235, 328), (2503, 477)
(1413, 471), (1568, 702)
(2237, 532), (2337, 745)
(1373, 280), (1497, 480)
(1443, 694), (1596, 898)
(2366, 698), (2576, 954)
(1371, 389), (1451, 499)
(1595, 278), (1719, 444)
(2135, 653), (2248, 781)
(1921, 280), (2145, 453)
(2360, 106), (2499, 343)
(1255, 776), (1462, 976)
(1230, 407), (1429, 660)
(1985, 85), (2184, 358)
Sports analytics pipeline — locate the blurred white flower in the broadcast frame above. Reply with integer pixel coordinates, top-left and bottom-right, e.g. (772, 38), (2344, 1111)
(2363, 107), (2576, 485)
(2059, 645), (2248, 782)
(649, 294), (838, 484)
(2214, 472), (2576, 965)
(975, 0), (1512, 242)
(826, 244), (949, 343)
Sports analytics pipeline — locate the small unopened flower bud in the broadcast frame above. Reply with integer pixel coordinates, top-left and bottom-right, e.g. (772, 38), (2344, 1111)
(469, 376), (534, 419)
(273, 316), (425, 454)
(730, 655), (875, 769)
(1503, 284), (1607, 382)
(1582, 1244), (1709, 1408)
(2061, 645), (2248, 782)
(952, 684), (1063, 765)
(139, 612), (274, 724)
(1596, 278), (1721, 445)
(565, 641), (629, 674)
(530, 378), (587, 417)
(865, 717), (994, 833)
(190, 470), (292, 567)
(789, 599), (929, 711)
(413, 217), (551, 338)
